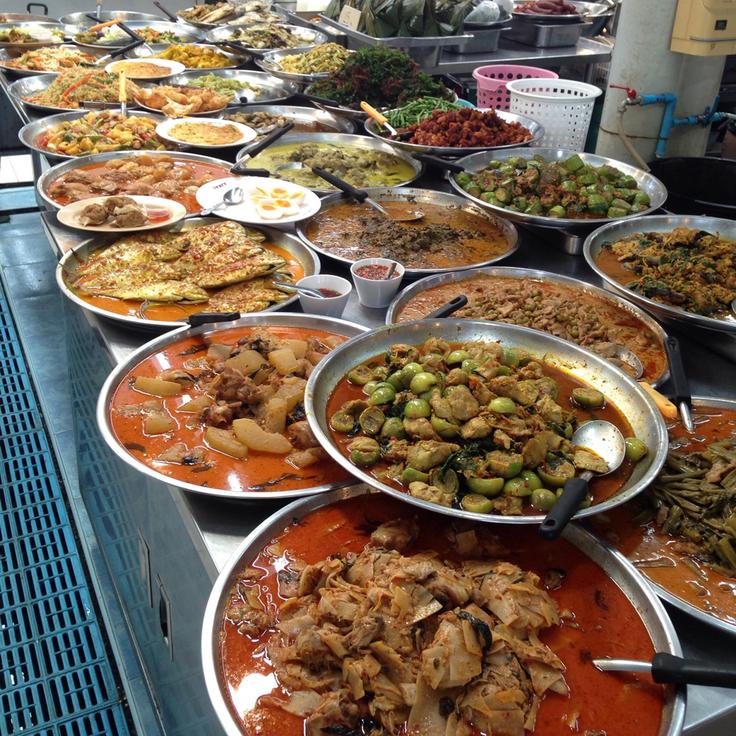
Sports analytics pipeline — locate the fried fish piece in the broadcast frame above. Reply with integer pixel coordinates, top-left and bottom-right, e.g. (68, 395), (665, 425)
(207, 276), (291, 313)
(77, 273), (209, 302)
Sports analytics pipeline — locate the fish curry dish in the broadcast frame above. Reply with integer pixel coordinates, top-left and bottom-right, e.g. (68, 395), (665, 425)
(65, 221), (304, 322)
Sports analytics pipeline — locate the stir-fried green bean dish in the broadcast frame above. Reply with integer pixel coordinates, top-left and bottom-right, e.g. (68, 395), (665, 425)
(642, 439), (736, 576)
(454, 154), (651, 219)
(327, 337), (648, 516)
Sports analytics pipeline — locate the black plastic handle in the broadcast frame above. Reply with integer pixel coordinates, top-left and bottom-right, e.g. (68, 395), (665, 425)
(311, 167), (368, 202)
(426, 294), (468, 319)
(412, 152), (465, 174)
(153, 1), (178, 21)
(289, 91), (340, 107)
(235, 121), (294, 163)
(26, 3), (49, 14)
(230, 166), (271, 177)
(665, 335), (691, 407)
(105, 37), (145, 60)
(540, 476), (588, 540)
(188, 312), (240, 328)
(652, 654), (736, 688)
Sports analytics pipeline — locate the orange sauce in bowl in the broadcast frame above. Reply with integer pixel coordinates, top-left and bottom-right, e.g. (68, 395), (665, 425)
(593, 406), (736, 629)
(109, 325), (352, 494)
(219, 494), (665, 736)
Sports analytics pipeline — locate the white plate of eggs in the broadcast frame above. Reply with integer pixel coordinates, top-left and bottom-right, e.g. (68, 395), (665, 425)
(195, 176), (320, 226)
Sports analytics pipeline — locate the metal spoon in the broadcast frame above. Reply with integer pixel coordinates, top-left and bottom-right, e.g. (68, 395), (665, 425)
(198, 186), (244, 217)
(272, 281), (325, 299)
(540, 419), (626, 540)
(310, 167), (424, 223)
(610, 344), (644, 379)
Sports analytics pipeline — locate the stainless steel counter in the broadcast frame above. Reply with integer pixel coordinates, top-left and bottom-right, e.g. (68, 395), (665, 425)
(2, 60), (732, 735)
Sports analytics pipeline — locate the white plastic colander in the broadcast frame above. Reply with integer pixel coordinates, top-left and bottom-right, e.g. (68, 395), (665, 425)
(507, 78), (602, 150)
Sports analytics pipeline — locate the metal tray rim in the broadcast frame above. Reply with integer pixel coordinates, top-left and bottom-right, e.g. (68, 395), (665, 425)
(384, 264), (670, 387)
(55, 217), (320, 330)
(304, 318), (669, 525)
(200, 485), (685, 736)
(296, 186), (519, 274)
(216, 104), (355, 134)
(95, 312), (368, 501)
(448, 147), (668, 232)
(583, 214), (736, 334)
(363, 108), (545, 157)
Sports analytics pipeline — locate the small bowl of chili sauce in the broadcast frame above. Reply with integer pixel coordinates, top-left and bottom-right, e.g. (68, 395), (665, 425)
(350, 258), (405, 308)
(296, 274), (352, 318)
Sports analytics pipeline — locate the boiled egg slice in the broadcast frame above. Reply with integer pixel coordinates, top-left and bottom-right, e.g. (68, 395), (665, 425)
(255, 198), (284, 220)
(272, 198), (300, 217)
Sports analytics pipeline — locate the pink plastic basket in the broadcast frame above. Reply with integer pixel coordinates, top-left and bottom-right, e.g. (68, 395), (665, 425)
(473, 65), (559, 111)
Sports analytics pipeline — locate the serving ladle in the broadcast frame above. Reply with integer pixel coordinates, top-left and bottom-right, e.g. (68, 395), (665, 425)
(540, 419), (626, 540)
(308, 167), (424, 223)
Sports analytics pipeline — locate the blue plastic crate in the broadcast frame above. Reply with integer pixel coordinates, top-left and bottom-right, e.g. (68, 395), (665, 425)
(0, 282), (132, 736)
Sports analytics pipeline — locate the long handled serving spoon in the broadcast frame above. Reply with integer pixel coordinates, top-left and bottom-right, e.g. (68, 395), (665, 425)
(594, 654), (736, 688)
(230, 121), (294, 176)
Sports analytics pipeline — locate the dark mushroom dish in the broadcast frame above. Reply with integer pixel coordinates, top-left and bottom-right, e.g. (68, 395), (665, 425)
(455, 154), (651, 219)
(594, 227), (736, 319)
(327, 338), (649, 515)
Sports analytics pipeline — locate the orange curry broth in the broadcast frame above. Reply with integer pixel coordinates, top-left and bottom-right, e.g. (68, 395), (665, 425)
(109, 325), (350, 493)
(50, 159), (231, 213)
(72, 244), (304, 322)
(326, 354), (636, 511)
(220, 494), (664, 736)
(594, 406), (736, 629)
(395, 276), (668, 385)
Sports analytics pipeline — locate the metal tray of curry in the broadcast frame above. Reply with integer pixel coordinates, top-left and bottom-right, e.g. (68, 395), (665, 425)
(305, 319), (668, 525)
(297, 187), (518, 275)
(590, 396), (736, 637)
(202, 486), (685, 736)
(97, 313), (367, 500)
(584, 215), (736, 335)
(234, 132), (423, 193)
(386, 266), (669, 384)
(56, 217), (320, 330)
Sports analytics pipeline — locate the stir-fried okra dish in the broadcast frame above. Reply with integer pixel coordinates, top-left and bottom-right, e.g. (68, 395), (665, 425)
(454, 154), (652, 219)
(327, 338), (649, 515)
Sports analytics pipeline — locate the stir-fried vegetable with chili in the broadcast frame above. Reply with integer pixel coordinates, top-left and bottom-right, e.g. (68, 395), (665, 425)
(329, 337), (648, 515)
(455, 153), (651, 219)
(601, 227), (736, 319)
(639, 439), (736, 576)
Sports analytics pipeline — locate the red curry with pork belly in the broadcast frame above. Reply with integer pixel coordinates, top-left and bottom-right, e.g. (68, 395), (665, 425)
(109, 325), (352, 494)
(219, 494), (665, 736)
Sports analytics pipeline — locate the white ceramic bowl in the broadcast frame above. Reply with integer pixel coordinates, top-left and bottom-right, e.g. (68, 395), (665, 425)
(350, 258), (405, 308)
(296, 275), (351, 318)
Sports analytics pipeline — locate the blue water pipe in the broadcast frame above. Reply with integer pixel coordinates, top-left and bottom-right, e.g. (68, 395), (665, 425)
(610, 85), (735, 157)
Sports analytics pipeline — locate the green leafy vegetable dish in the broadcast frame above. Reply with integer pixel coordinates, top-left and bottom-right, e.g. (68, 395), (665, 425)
(327, 336), (649, 516)
(455, 154), (652, 220)
(308, 46), (449, 110)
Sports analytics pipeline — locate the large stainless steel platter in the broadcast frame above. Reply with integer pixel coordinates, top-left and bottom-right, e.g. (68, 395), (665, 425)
(385, 265), (670, 386)
(205, 23), (326, 53)
(169, 68), (298, 104)
(59, 11), (166, 25)
(255, 46), (353, 85)
(628, 395), (736, 637)
(201, 485), (686, 736)
(96, 313), (367, 500)
(305, 319), (668, 524)
(128, 43), (245, 70)
(0, 13), (58, 23)
(364, 108), (544, 157)
(69, 20), (203, 51)
(176, 5), (288, 29)
(217, 104), (355, 134)
(0, 21), (65, 51)
(584, 214), (736, 334)
(56, 217), (320, 330)
(18, 109), (168, 161)
(449, 147), (668, 232)
(8, 72), (140, 113)
(0, 44), (102, 76)
(235, 131), (423, 193)
(297, 187), (518, 275)
(37, 149), (233, 210)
